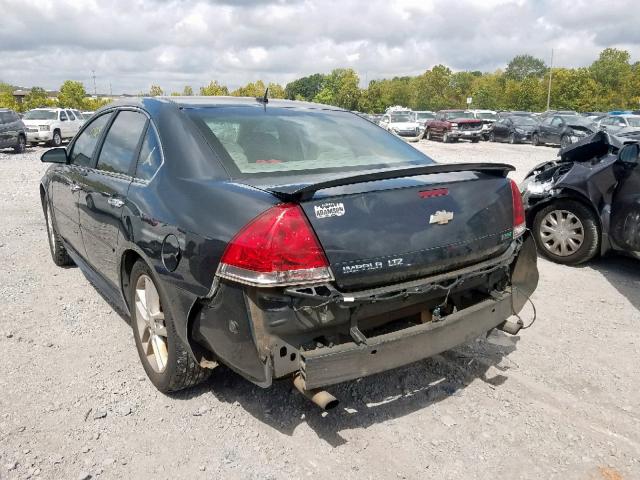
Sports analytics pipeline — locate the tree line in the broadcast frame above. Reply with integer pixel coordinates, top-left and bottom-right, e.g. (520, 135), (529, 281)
(2, 48), (638, 114)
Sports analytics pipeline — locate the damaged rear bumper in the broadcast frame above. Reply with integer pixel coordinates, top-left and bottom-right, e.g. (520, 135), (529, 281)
(299, 291), (512, 390)
(193, 234), (538, 389)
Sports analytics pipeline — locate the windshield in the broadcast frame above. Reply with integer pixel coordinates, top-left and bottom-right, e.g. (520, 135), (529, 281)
(415, 112), (435, 120)
(564, 115), (589, 125)
(23, 110), (57, 120)
(445, 111), (474, 119)
(390, 113), (412, 122)
(511, 116), (538, 126)
(477, 113), (497, 120)
(626, 117), (640, 127)
(188, 107), (433, 177)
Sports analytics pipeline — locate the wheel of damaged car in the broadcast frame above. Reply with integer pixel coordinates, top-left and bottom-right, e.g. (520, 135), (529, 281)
(533, 200), (600, 265)
(130, 260), (210, 392)
(489, 131), (495, 142)
(532, 133), (541, 146)
(425, 129), (432, 141)
(560, 134), (572, 149)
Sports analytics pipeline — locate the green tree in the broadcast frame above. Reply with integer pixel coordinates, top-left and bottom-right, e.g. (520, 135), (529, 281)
(590, 48), (631, 90)
(24, 87), (54, 110)
(182, 85), (193, 96)
(58, 80), (87, 109)
(313, 69), (361, 110)
(412, 65), (451, 110)
(284, 73), (325, 101)
(149, 85), (164, 96)
(200, 81), (229, 96)
(266, 83), (286, 99)
(504, 54), (547, 81)
(231, 80), (266, 97)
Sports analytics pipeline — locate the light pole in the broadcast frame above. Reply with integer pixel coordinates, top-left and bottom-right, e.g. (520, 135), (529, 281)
(546, 49), (554, 111)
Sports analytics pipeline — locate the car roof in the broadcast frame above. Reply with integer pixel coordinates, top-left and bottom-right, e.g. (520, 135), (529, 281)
(111, 96), (347, 112)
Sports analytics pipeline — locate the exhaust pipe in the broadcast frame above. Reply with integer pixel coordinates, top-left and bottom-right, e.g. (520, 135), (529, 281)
(293, 374), (339, 410)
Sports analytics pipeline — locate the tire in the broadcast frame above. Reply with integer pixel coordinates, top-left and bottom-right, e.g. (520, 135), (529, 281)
(14, 135), (26, 153)
(424, 129), (432, 141)
(560, 134), (572, 149)
(509, 133), (516, 144)
(532, 133), (542, 146)
(489, 131), (495, 142)
(532, 199), (600, 265)
(44, 196), (73, 267)
(130, 260), (210, 393)
(50, 130), (62, 147)
(442, 131), (450, 143)
(471, 137), (480, 143)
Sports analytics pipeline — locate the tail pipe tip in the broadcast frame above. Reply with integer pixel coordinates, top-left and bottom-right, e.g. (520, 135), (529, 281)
(293, 374), (339, 410)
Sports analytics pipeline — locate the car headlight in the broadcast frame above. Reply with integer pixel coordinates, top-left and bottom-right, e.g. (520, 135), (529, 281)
(526, 180), (553, 194)
(515, 128), (525, 134)
(39, 125), (50, 131)
(450, 123), (458, 128)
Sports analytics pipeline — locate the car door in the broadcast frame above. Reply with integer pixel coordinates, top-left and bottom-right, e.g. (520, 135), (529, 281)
(549, 116), (564, 143)
(66, 109), (81, 136)
(538, 117), (553, 142)
(610, 147), (640, 252)
(58, 110), (72, 138)
(78, 109), (148, 286)
(49, 112), (113, 256)
(0, 112), (8, 148)
(499, 119), (511, 140)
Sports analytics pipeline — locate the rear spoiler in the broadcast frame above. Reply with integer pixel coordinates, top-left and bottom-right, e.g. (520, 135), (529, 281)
(267, 163), (515, 201)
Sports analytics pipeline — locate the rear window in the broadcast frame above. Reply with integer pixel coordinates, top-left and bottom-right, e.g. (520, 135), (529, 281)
(188, 107), (433, 177)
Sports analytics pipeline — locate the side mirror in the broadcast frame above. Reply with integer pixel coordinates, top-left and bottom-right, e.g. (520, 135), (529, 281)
(41, 147), (68, 164)
(619, 144), (639, 165)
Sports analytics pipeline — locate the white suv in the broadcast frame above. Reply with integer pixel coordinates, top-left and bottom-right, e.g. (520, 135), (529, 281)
(23, 108), (83, 146)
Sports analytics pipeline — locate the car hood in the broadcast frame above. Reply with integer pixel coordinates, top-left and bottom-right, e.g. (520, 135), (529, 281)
(23, 119), (54, 126)
(389, 121), (419, 129)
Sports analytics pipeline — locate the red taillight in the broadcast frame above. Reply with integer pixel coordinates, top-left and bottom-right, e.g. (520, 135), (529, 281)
(217, 203), (333, 286)
(510, 179), (526, 238)
(419, 188), (449, 199)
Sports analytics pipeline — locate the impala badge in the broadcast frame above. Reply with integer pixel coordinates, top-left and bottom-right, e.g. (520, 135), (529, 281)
(429, 210), (454, 225)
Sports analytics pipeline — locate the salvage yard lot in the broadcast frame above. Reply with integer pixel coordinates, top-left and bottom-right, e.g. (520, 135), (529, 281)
(1, 141), (639, 480)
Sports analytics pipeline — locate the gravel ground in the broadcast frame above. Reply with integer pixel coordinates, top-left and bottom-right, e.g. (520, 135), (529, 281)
(1, 140), (639, 480)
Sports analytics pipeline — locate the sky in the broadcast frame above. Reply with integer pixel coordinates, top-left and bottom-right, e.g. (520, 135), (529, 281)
(1, 0), (639, 94)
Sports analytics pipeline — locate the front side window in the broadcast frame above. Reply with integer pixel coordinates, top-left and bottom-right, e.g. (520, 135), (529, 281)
(69, 113), (112, 166)
(135, 125), (163, 181)
(96, 110), (147, 175)
(551, 117), (563, 127)
(188, 106), (433, 177)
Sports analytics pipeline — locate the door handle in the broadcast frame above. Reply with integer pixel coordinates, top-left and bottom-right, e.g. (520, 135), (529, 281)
(107, 198), (124, 208)
(70, 184), (82, 192)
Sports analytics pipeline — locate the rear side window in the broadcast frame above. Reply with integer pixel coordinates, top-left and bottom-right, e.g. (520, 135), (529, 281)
(135, 125), (162, 181)
(0, 112), (8, 123)
(69, 113), (112, 167)
(96, 111), (147, 175)
(60, 111), (68, 121)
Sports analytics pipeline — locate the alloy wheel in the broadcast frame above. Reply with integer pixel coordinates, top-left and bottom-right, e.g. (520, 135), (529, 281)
(539, 209), (585, 257)
(134, 274), (169, 373)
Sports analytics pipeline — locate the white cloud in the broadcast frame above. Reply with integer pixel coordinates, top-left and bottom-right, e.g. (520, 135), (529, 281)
(0, 0), (638, 93)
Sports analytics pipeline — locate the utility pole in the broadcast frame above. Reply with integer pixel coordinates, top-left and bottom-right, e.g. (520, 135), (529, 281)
(109, 82), (113, 97)
(546, 49), (554, 111)
(91, 70), (97, 97)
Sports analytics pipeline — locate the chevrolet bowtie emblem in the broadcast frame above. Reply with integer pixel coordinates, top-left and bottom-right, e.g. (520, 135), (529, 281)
(429, 210), (454, 225)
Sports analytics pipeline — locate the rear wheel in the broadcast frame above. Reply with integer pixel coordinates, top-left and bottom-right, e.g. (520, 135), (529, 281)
(532, 133), (542, 146)
(130, 261), (210, 393)
(14, 135), (26, 153)
(532, 200), (599, 265)
(44, 196), (73, 267)
(509, 133), (516, 144)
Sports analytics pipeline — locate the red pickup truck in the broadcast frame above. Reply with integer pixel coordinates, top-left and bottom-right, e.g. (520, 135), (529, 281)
(423, 110), (483, 143)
